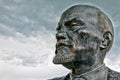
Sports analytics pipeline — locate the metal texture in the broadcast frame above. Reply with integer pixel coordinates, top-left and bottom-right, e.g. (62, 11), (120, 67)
(51, 4), (120, 80)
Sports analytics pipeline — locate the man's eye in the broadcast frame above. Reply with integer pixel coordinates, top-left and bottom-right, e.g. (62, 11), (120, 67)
(78, 20), (85, 26)
(70, 24), (79, 31)
(64, 19), (85, 32)
(71, 23), (78, 27)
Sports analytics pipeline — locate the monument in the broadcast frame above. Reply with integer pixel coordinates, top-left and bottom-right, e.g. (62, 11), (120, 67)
(51, 4), (120, 80)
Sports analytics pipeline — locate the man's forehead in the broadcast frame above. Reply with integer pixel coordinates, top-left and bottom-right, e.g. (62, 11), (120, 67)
(58, 10), (98, 26)
(60, 12), (85, 22)
(58, 16), (84, 25)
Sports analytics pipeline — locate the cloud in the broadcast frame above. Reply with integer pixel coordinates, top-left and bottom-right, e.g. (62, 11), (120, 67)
(0, 25), (56, 66)
(0, 0), (59, 36)
(105, 58), (120, 72)
(0, 17), (69, 80)
(0, 0), (120, 80)
(0, 61), (69, 80)
(0, 23), (24, 38)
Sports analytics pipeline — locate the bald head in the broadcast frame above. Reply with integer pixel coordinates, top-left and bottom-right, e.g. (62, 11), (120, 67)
(59, 5), (114, 52)
(53, 5), (114, 68)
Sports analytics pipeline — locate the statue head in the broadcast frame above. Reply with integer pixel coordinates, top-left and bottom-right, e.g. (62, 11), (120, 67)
(53, 5), (114, 70)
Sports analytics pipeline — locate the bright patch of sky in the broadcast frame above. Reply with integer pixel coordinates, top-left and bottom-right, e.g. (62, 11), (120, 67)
(0, 0), (120, 80)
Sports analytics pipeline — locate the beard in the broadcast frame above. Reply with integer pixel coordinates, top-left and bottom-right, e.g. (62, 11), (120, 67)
(53, 38), (98, 69)
(53, 46), (75, 64)
(53, 44), (96, 70)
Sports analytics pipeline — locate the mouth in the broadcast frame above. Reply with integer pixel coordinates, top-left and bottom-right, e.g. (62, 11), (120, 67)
(56, 39), (66, 50)
(56, 39), (73, 53)
(53, 39), (75, 64)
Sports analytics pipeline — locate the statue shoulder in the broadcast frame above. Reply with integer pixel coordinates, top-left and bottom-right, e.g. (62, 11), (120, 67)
(49, 74), (70, 80)
(49, 76), (66, 80)
(107, 67), (120, 80)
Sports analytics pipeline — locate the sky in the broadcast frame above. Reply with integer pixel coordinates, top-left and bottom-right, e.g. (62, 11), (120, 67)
(0, 0), (120, 80)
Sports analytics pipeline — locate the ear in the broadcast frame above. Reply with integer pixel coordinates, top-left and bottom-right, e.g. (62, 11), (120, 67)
(100, 31), (113, 51)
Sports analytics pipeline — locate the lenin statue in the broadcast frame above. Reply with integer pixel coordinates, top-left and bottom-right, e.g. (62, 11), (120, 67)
(51, 4), (120, 80)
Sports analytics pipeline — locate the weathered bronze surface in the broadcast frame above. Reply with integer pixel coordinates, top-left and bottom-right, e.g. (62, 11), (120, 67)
(51, 4), (120, 80)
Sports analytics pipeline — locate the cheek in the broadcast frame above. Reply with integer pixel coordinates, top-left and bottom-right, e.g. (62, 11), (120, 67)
(72, 35), (100, 53)
(86, 41), (100, 55)
(78, 40), (99, 53)
(73, 36), (84, 48)
(85, 36), (101, 50)
(89, 42), (98, 49)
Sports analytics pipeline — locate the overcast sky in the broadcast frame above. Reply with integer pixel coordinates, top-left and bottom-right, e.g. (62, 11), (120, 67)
(0, 0), (120, 80)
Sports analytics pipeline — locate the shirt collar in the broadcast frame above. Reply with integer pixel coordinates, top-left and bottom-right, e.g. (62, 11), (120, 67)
(67, 64), (108, 80)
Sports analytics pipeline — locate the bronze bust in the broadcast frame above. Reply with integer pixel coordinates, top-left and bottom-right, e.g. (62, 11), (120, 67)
(51, 4), (120, 80)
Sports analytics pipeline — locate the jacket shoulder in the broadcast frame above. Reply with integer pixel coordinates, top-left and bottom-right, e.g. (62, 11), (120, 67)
(107, 67), (120, 80)
(49, 76), (66, 80)
(49, 74), (70, 80)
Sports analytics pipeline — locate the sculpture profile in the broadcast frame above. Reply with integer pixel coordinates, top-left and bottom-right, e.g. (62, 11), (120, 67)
(51, 4), (120, 80)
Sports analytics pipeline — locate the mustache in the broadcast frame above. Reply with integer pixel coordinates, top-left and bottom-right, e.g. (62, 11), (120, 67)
(55, 40), (74, 54)
(56, 40), (73, 48)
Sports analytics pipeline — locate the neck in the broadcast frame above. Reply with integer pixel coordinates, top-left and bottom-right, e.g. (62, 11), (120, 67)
(72, 63), (103, 75)
(70, 64), (108, 80)
(72, 52), (104, 75)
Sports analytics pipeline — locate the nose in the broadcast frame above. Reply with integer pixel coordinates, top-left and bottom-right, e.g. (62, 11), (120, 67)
(56, 32), (66, 41)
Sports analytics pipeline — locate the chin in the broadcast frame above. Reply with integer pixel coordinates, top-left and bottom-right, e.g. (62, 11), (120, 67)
(62, 61), (76, 69)
(53, 52), (75, 64)
(53, 47), (75, 64)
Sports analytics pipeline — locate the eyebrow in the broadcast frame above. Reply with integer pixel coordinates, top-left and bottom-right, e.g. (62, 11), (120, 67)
(64, 18), (85, 26)
(73, 25), (87, 33)
(56, 18), (85, 31)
